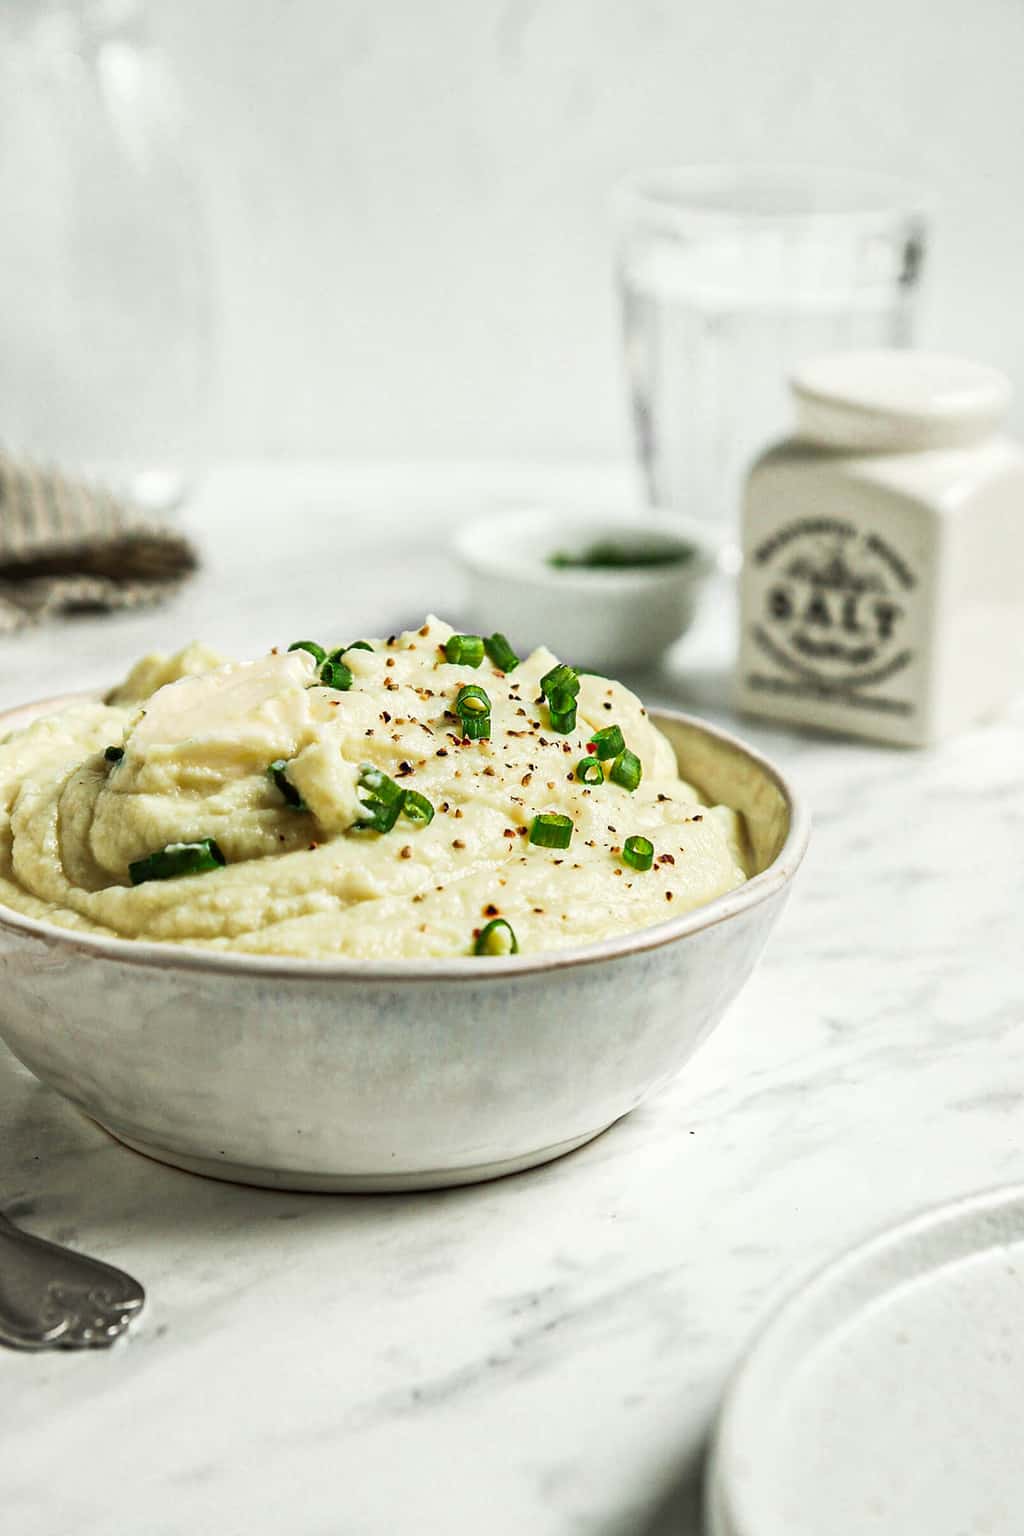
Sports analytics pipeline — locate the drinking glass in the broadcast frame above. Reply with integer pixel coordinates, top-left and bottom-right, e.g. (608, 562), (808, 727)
(615, 166), (928, 548)
(0, 0), (212, 513)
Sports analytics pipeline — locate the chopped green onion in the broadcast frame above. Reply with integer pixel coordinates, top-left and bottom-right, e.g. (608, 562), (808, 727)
(356, 770), (434, 830)
(548, 540), (695, 570)
(401, 790), (435, 825)
(610, 748), (642, 792)
(288, 641), (326, 664)
(358, 765), (404, 805)
(548, 688), (577, 734)
(445, 634), (485, 667)
(104, 745), (124, 763)
(455, 683), (492, 740)
(622, 835), (654, 871)
(575, 757), (604, 785)
(540, 663), (579, 699)
(455, 684), (491, 718)
(318, 658), (353, 691)
(529, 812), (574, 849)
(548, 686), (576, 713)
(460, 713), (491, 740)
(484, 632), (519, 672)
(325, 641), (373, 665)
(354, 765), (406, 832)
(267, 759), (307, 810)
(473, 918), (519, 956)
(323, 648), (373, 672)
(355, 797), (403, 833)
(589, 724), (624, 760)
(129, 839), (225, 885)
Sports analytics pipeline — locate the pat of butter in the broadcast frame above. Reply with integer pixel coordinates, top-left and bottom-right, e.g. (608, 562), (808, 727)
(127, 651), (321, 768)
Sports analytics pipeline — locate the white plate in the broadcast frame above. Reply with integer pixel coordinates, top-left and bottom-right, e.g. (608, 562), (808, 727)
(708, 1185), (1024, 1536)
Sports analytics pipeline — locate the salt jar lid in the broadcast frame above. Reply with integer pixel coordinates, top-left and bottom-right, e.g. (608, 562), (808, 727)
(791, 350), (1012, 451)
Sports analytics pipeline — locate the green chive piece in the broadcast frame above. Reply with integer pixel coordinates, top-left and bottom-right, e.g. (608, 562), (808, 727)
(354, 766), (406, 832)
(455, 684), (491, 718)
(355, 798), (403, 833)
(401, 790), (435, 825)
(129, 838), (225, 886)
(484, 632), (519, 672)
(529, 812), (574, 850)
(473, 918), (519, 956)
(267, 759), (307, 811)
(288, 641), (326, 664)
(358, 765), (404, 805)
(622, 835), (654, 871)
(548, 540), (694, 570)
(104, 745), (124, 763)
(548, 687), (577, 734)
(326, 641), (373, 664)
(460, 713), (491, 740)
(445, 634), (485, 667)
(575, 757), (604, 785)
(540, 663), (579, 699)
(455, 683), (492, 738)
(319, 658), (353, 691)
(610, 748), (642, 792)
(589, 724), (625, 760)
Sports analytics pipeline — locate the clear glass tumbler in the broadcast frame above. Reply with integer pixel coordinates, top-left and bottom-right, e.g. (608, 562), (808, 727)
(0, 0), (212, 513)
(615, 166), (928, 548)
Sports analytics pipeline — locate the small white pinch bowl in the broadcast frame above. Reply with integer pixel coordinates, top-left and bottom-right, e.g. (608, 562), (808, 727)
(453, 509), (716, 672)
(0, 697), (808, 1193)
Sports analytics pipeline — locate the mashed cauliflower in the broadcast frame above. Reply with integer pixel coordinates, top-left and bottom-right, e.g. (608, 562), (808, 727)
(0, 618), (748, 958)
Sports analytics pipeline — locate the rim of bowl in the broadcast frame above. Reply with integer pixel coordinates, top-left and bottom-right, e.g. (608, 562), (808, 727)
(611, 162), (931, 228)
(453, 509), (718, 591)
(0, 695), (810, 983)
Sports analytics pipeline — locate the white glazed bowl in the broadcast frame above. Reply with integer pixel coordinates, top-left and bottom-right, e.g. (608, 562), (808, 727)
(0, 699), (808, 1192)
(453, 509), (716, 671)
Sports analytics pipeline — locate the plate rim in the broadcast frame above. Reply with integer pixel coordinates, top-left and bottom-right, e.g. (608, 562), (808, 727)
(706, 1181), (1024, 1536)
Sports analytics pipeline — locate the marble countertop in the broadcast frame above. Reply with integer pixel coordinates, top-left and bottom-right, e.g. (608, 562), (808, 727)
(2, 465), (1022, 1536)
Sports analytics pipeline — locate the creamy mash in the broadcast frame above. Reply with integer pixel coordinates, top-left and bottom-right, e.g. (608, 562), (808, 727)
(0, 619), (749, 958)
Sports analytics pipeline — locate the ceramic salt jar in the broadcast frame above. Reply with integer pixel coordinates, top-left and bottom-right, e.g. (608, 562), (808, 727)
(736, 350), (1024, 745)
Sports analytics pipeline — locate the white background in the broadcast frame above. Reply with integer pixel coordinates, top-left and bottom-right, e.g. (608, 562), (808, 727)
(153, 0), (1024, 461)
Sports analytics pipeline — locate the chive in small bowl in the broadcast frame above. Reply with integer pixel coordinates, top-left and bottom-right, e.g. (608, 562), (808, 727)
(453, 510), (715, 671)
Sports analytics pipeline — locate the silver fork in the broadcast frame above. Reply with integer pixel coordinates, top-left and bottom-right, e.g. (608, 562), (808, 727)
(0, 1209), (144, 1350)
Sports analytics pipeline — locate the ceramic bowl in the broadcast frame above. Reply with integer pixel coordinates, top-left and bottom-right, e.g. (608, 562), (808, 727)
(0, 699), (808, 1192)
(453, 509), (716, 672)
